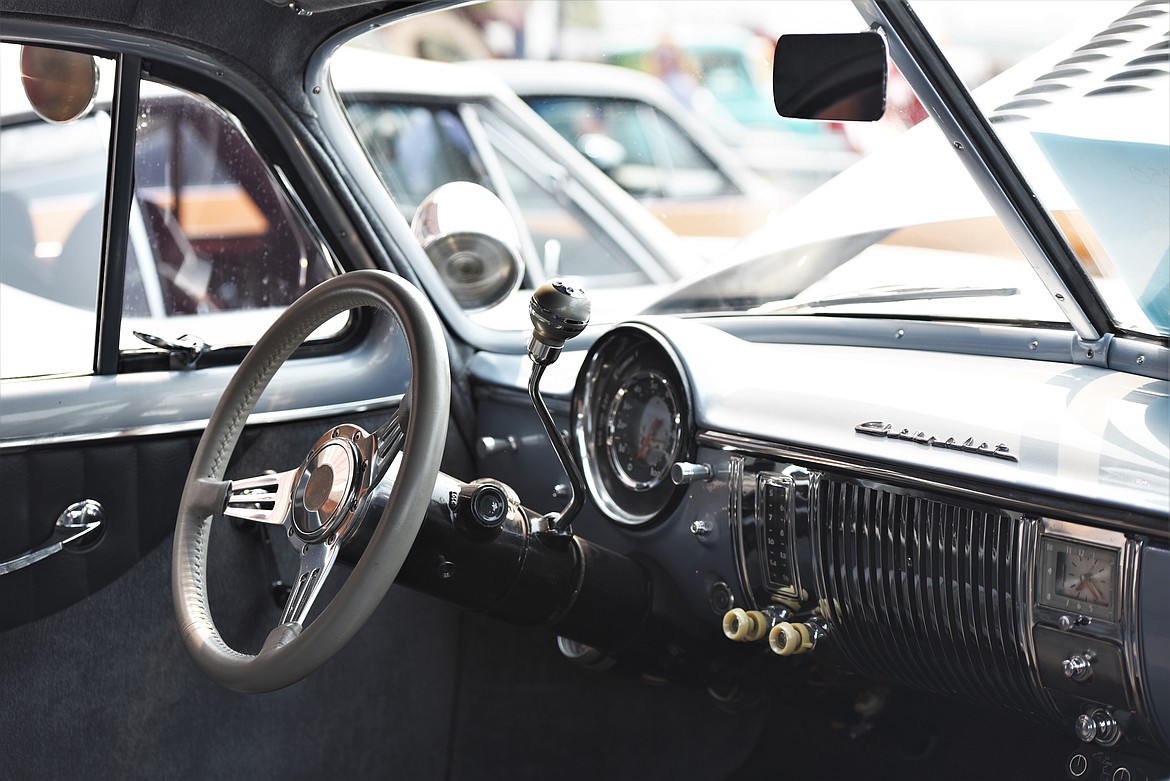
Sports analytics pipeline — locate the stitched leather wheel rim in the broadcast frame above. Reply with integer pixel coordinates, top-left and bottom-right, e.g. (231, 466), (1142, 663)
(172, 270), (449, 693)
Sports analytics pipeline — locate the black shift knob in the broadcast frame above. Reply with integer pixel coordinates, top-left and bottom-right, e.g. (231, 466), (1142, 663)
(528, 280), (591, 364)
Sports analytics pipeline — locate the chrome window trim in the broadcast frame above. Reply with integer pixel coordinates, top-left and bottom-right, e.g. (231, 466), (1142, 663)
(0, 394), (402, 452)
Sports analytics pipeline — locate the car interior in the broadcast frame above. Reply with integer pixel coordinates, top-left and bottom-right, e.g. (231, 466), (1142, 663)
(1, 2), (1167, 780)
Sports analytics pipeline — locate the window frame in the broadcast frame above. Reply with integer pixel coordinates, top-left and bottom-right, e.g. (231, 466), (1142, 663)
(1, 25), (374, 381)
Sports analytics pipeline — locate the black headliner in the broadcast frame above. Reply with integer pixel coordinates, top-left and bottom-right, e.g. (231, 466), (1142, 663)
(0, 0), (415, 115)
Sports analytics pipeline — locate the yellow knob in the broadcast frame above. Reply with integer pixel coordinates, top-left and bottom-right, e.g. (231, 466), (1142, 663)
(769, 621), (814, 656)
(722, 608), (767, 642)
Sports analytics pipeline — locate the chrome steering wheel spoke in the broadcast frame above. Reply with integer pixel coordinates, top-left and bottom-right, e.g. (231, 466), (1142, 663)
(223, 470), (297, 526)
(368, 408), (406, 488)
(279, 537), (340, 627)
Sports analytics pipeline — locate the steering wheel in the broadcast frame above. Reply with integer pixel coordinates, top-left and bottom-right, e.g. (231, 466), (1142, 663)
(172, 270), (449, 693)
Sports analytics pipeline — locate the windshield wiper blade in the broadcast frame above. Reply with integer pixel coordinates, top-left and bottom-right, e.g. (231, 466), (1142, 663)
(755, 285), (1020, 315)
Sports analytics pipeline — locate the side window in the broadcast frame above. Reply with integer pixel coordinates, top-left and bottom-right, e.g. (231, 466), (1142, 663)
(0, 44), (342, 380)
(122, 81), (340, 347)
(0, 44), (113, 378)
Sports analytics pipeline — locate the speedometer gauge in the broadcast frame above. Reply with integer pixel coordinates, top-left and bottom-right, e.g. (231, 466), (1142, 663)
(606, 371), (682, 491)
(573, 325), (692, 526)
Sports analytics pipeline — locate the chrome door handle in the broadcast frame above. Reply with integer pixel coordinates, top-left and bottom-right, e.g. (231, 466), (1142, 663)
(0, 499), (105, 576)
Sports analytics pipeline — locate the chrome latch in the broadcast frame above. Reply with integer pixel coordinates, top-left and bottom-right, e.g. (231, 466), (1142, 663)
(134, 331), (209, 370)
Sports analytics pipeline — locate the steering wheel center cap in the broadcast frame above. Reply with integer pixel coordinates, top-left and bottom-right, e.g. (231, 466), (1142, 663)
(292, 429), (368, 543)
(303, 463), (336, 513)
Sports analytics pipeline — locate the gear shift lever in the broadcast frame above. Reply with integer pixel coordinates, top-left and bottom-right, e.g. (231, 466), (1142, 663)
(526, 280), (591, 533)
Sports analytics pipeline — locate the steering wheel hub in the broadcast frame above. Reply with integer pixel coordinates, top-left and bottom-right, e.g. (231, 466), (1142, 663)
(292, 425), (369, 544)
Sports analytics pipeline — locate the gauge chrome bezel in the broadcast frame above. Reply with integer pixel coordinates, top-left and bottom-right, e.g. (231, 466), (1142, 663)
(574, 324), (692, 527)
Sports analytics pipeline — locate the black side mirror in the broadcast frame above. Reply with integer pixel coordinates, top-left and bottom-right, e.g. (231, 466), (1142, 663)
(773, 32), (887, 122)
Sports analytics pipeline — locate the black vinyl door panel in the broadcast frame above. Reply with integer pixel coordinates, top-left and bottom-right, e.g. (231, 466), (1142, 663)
(0, 435), (197, 630)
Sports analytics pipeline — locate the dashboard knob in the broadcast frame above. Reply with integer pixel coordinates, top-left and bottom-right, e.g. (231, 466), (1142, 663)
(722, 608), (768, 642)
(1062, 654), (1093, 682)
(671, 462), (712, 485)
(1075, 708), (1121, 747)
(768, 621), (814, 656)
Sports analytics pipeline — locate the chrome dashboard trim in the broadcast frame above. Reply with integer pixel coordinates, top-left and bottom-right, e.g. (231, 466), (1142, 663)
(696, 431), (1170, 540)
(1033, 519), (1157, 745)
(572, 324), (694, 527)
(0, 394), (402, 452)
(1124, 538), (1155, 748)
(1018, 516), (1050, 713)
(727, 454), (755, 610)
(576, 349), (646, 525)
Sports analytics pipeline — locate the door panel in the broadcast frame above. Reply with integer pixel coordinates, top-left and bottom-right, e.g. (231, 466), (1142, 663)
(0, 436), (196, 629)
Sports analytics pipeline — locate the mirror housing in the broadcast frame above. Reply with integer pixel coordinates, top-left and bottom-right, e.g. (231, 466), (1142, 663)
(773, 32), (887, 122)
(411, 182), (525, 312)
(19, 45), (99, 124)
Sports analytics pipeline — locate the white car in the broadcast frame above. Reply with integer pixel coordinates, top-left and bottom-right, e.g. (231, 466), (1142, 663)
(479, 58), (782, 256)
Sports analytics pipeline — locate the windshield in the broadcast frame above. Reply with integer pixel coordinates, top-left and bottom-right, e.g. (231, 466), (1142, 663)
(336, 0), (1167, 339)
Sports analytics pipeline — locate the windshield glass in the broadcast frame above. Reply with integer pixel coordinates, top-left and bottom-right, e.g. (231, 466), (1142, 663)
(337, 0), (1166, 338)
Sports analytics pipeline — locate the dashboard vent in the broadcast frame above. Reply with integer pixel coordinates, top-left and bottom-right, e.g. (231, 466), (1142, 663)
(812, 476), (1055, 720)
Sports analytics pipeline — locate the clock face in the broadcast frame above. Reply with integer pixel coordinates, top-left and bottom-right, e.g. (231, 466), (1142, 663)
(1038, 537), (1120, 621)
(1056, 550), (1114, 607)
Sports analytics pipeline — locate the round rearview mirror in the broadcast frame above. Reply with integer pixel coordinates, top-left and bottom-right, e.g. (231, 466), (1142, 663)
(19, 45), (99, 124)
(411, 182), (525, 312)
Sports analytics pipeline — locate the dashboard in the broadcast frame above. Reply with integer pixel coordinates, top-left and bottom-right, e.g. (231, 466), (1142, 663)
(488, 317), (1170, 763)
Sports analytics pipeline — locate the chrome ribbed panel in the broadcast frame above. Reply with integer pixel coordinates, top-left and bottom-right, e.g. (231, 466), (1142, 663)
(814, 475), (1053, 719)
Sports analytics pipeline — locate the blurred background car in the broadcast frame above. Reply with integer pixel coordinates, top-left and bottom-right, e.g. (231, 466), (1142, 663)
(334, 47), (700, 326)
(597, 26), (861, 193)
(479, 58), (782, 258)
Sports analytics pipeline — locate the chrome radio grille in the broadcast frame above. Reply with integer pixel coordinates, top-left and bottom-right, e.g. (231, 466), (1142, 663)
(813, 476), (1054, 719)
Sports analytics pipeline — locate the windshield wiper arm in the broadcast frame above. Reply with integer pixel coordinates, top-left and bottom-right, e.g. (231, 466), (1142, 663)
(755, 285), (1020, 315)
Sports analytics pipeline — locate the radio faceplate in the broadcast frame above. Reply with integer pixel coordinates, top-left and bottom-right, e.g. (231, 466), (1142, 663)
(732, 457), (813, 611)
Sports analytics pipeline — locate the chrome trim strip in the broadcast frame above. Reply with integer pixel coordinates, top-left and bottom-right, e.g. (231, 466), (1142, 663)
(1123, 539), (1155, 746)
(1017, 515), (1055, 715)
(0, 394), (402, 452)
(727, 454), (755, 610)
(1042, 519), (1129, 550)
(696, 431), (1169, 539)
